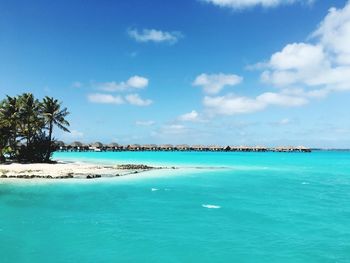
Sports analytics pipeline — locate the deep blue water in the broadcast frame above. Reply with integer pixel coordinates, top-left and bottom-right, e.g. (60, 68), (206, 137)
(1, 151), (350, 262)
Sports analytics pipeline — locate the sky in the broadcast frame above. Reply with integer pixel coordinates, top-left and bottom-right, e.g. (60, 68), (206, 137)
(1, 0), (350, 148)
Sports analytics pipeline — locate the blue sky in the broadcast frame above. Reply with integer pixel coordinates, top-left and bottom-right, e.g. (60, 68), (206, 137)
(1, 0), (350, 147)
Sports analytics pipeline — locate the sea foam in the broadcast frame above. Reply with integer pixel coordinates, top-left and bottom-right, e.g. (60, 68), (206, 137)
(202, 204), (221, 209)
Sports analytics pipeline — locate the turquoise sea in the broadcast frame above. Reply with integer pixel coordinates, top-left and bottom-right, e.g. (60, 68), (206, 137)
(1, 151), (350, 262)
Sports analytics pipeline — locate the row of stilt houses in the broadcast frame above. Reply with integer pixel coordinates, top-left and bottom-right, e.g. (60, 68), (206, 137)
(55, 141), (311, 153)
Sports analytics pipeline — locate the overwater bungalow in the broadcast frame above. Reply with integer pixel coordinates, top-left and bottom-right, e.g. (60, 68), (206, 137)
(55, 142), (311, 153)
(69, 141), (83, 151)
(176, 144), (190, 151)
(106, 143), (120, 151)
(159, 144), (174, 151)
(127, 144), (142, 151)
(90, 142), (104, 151)
(295, 146), (311, 152)
(208, 145), (224, 151)
(192, 145), (208, 151)
(142, 144), (158, 151)
(54, 141), (66, 151)
(237, 145), (251, 152)
(252, 145), (268, 152)
(229, 146), (239, 152)
(274, 146), (291, 152)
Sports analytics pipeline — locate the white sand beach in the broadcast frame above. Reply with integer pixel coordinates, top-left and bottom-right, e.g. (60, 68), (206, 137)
(0, 162), (161, 179)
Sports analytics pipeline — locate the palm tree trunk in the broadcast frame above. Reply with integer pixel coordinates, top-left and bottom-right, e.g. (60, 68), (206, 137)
(46, 121), (53, 162)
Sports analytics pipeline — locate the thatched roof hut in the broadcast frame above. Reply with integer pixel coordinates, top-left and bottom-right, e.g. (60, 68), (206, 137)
(274, 146), (292, 152)
(128, 144), (141, 150)
(142, 144), (158, 150)
(70, 141), (83, 148)
(192, 145), (207, 151)
(176, 144), (190, 151)
(106, 143), (119, 150)
(54, 141), (66, 150)
(91, 142), (104, 148)
(160, 144), (174, 150)
(208, 145), (223, 151)
(229, 146), (240, 151)
(238, 145), (251, 152)
(295, 146), (311, 152)
(68, 141), (83, 151)
(253, 145), (267, 152)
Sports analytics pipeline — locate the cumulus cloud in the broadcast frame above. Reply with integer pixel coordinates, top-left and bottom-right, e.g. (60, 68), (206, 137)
(261, 1), (350, 95)
(178, 110), (199, 121)
(203, 92), (308, 115)
(193, 73), (243, 94)
(196, 2), (350, 117)
(128, 28), (183, 44)
(202, 0), (314, 10)
(88, 93), (124, 104)
(125, 94), (153, 106)
(312, 3), (350, 65)
(98, 75), (149, 92)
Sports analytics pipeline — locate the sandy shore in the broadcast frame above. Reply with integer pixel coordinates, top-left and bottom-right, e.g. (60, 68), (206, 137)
(0, 162), (168, 179)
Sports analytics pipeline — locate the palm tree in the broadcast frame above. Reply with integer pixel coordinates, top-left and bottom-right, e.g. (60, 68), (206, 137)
(17, 93), (42, 146)
(41, 96), (70, 161)
(0, 96), (20, 158)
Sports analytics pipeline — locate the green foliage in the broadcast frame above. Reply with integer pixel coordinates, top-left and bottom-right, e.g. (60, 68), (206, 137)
(0, 93), (70, 163)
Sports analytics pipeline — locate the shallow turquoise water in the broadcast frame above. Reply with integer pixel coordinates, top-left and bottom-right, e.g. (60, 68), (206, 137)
(1, 151), (350, 262)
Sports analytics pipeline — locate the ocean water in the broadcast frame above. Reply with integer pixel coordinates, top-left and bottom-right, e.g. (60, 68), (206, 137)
(1, 151), (350, 262)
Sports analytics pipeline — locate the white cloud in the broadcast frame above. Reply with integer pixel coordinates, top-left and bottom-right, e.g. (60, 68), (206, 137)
(178, 110), (199, 121)
(135, 120), (155, 126)
(269, 43), (326, 71)
(98, 75), (149, 92)
(258, 92), (308, 107)
(202, 0), (314, 10)
(193, 73), (243, 94)
(203, 92), (308, 115)
(194, 2), (350, 117)
(127, 75), (149, 88)
(128, 28), (183, 44)
(261, 2), (350, 94)
(125, 94), (153, 106)
(312, 3), (350, 65)
(88, 93), (124, 104)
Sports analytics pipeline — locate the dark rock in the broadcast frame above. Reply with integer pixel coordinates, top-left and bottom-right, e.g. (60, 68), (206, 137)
(116, 164), (154, 170)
